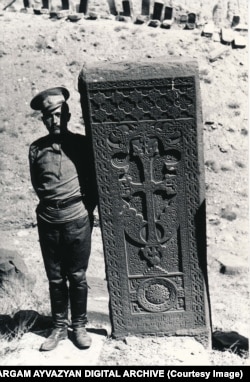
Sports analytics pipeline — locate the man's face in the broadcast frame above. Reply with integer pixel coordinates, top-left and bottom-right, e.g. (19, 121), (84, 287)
(42, 104), (70, 136)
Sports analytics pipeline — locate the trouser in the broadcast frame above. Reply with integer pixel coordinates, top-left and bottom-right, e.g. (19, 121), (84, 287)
(37, 214), (92, 329)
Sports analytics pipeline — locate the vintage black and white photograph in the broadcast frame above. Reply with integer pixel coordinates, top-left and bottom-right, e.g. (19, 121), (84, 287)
(0, 0), (249, 369)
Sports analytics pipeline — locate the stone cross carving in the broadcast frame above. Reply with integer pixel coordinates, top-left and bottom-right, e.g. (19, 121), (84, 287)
(114, 131), (179, 268)
(78, 59), (212, 347)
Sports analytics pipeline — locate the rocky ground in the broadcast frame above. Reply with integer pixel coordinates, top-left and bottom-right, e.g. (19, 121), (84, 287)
(0, 0), (249, 367)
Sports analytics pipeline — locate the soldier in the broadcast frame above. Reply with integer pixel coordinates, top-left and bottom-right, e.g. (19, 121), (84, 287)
(29, 87), (97, 351)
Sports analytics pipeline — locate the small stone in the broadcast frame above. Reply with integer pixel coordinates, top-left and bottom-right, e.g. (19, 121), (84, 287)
(161, 20), (172, 29)
(123, 336), (139, 346)
(208, 218), (221, 226)
(220, 207), (237, 221)
(17, 230), (29, 237)
(134, 15), (147, 25)
(205, 160), (219, 173)
(233, 36), (246, 49)
(218, 145), (228, 153)
(68, 14), (82, 22)
(218, 254), (248, 275)
(202, 22), (214, 37)
(179, 15), (188, 23)
(148, 20), (161, 28)
(213, 32), (221, 42)
(87, 12), (98, 20)
(116, 15), (131, 22)
(212, 331), (248, 355)
(233, 23), (248, 32)
(221, 28), (235, 44)
(209, 46), (230, 62)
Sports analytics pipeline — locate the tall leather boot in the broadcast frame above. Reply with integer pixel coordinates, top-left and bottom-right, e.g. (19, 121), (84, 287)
(40, 282), (69, 351)
(69, 280), (92, 349)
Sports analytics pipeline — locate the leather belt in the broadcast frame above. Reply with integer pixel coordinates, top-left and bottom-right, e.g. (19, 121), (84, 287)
(40, 196), (83, 209)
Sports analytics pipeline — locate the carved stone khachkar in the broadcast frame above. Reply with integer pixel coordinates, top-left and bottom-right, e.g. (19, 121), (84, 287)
(78, 59), (212, 347)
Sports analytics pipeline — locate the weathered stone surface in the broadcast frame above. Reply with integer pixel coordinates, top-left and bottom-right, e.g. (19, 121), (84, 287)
(231, 15), (240, 27)
(78, 59), (211, 347)
(23, 0), (33, 7)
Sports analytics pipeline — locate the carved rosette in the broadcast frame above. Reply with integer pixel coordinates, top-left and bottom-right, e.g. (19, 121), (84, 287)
(137, 277), (177, 312)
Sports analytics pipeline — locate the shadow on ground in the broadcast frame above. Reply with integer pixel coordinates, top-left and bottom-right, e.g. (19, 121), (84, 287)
(0, 310), (248, 358)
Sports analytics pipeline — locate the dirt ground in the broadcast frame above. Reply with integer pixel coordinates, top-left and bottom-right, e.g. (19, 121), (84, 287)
(0, 0), (249, 367)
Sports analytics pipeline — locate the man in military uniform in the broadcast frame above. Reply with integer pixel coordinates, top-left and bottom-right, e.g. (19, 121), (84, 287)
(29, 87), (97, 351)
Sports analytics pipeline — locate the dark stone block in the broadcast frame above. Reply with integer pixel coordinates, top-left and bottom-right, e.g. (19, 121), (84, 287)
(152, 1), (164, 21)
(122, 0), (133, 17)
(79, 0), (88, 14)
(0, 248), (35, 294)
(61, 0), (69, 10)
(41, 0), (50, 9)
(78, 59), (211, 346)
(141, 0), (150, 16)
(188, 12), (196, 24)
(231, 15), (240, 28)
(107, 0), (118, 16)
(23, 0), (31, 7)
(116, 15), (131, 23)
(164, 6), (173, 20)
(148, 19), (161, 28)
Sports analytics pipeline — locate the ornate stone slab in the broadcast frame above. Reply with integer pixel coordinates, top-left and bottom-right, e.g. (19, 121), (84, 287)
(78, 59), (211, 347)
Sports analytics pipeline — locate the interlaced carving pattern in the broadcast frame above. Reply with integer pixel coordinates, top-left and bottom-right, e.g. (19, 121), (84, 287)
(89, 77), (206, 334)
